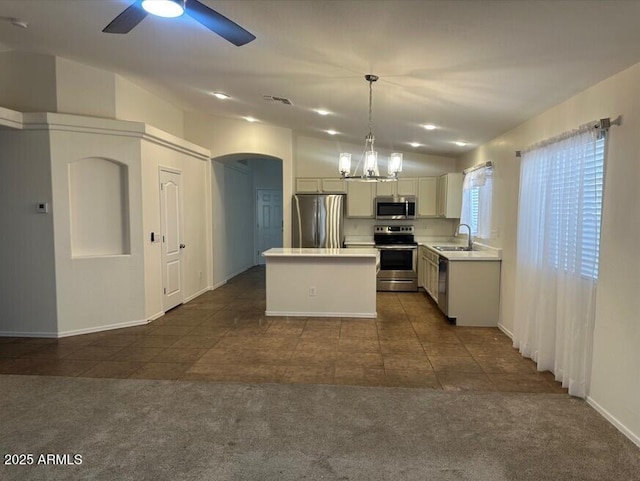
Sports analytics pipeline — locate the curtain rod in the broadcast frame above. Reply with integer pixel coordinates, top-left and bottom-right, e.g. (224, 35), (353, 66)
(515, 116), (621, 157)
(463, 161), (493, 175)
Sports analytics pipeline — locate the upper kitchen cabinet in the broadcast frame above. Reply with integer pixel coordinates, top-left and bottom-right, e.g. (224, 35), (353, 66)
(375, 178), (417, 197)
(417, 177), (438, 217)
(347, 181), (375, 218)
(437, 173), (463, 218)
(296, 178), (346, 194)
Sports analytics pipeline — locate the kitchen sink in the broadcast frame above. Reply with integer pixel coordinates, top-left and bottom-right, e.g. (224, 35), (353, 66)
(433, 246), (471, 252)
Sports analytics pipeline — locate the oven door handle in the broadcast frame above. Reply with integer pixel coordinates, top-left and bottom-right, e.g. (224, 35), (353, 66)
(375, 245), (417, 250)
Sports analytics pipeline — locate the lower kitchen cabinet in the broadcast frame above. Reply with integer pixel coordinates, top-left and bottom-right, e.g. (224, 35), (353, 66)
(419, 246), (439, 301)
(447, 260), (500, 326)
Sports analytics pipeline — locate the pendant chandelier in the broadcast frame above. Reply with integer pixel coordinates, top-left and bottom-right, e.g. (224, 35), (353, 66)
(339, 74), (403, 182)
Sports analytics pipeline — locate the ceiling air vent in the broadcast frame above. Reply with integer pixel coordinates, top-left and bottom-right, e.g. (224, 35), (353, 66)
(263, 95), (293, 106)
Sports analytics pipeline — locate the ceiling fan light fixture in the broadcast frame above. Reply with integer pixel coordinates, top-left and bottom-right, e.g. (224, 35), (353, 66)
(141, 0), (185, 18)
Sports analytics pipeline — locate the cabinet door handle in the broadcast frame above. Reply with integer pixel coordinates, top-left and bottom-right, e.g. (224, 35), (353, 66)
(180, 244), (186, 249)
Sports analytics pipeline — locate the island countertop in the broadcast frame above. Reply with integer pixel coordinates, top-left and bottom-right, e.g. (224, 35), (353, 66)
(263, 247), (379, 258)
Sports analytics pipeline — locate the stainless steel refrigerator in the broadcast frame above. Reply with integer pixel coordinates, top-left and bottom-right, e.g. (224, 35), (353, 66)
(292, 194), (345, 248)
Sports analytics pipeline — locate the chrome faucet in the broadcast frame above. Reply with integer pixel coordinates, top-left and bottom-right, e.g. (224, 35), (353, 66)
(455, 223), (473, 251)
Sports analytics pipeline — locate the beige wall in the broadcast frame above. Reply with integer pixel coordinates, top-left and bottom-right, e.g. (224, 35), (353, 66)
(0, 129), (58, 336)
(0, 51), (57, 112)
(459, 61), (640, 445)
(115, 76), (185, 138)
(46, 116), (146, 336)
(56, 57), (116, 119)
(184, 112), (294, 248)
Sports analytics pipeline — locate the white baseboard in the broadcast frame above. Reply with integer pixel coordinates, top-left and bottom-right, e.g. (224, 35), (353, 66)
(0, 330), (59, 338)
(498, 323), (513, 339)
(265, 310), (377, 319)
(210, 280), (227, 291)
(587, 396), (640, 448)
(148, 311), (165, 322)
(56, 318), (150, 338)
(184, 286), (210, 303)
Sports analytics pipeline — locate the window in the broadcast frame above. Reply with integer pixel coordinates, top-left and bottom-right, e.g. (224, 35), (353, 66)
(513, 125), (607, 398)
(460, 165), (493, 238)
(546, 137), (605, 278)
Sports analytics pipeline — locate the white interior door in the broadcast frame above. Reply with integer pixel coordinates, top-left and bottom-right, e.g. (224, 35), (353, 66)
(257, 189), (283, 264)
(160, 169), (184, 311)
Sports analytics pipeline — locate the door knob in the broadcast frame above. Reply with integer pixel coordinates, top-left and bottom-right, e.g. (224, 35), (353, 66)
(180, 244), (186, 249)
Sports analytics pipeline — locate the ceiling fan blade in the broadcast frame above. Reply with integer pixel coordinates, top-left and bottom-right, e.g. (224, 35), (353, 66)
(103, 1), (148, 34)
(186, 0), (256, 46)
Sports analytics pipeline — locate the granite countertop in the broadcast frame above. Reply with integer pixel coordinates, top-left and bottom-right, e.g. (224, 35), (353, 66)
(263, 247), (379, 258)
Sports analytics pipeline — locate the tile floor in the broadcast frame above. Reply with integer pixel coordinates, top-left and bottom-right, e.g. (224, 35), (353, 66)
(0, 267), (566, 393)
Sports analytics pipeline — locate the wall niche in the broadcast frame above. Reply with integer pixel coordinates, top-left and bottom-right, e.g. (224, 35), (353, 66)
(69, 157), (130, 257)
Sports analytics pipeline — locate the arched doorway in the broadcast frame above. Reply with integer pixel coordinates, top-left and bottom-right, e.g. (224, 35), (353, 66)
(210, 153), (283, 286)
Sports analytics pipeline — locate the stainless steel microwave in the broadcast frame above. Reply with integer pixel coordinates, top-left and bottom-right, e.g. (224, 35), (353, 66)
(375, 196), (416, 220)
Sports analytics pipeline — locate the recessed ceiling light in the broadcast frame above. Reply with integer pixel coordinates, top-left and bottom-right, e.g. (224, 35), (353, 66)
(326, 130), (338, 136)
(423, 124), (437, 130)
(454, 141), (468, 147)
(315, 109), (330, 116)
(244, 116), (258, 123)
(212, 92), (230, 100)
(409, 142), (421, 148)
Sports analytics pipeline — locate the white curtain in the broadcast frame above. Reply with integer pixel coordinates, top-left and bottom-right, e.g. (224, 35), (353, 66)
(460, 165), (493, 239)
(513, 127), (603, 398)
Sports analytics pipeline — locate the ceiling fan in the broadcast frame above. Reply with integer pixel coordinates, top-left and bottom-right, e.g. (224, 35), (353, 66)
(103, 0), (256, 46)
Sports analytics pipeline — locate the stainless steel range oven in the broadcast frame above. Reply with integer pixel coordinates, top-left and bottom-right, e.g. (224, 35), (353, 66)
(374, 225), (418, 292)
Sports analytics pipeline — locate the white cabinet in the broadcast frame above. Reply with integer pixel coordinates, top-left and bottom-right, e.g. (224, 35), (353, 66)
(347, 182), (375, 218)
(436, 173), (463, 218)
(447, 260), (500, 327)
(375, 178), (417, 197)
(419, 246), (439, 301)
(296, 178), (321, 193)
(321, 178), (346, 193)
(296, 178), (346, 193)
(418, 247), (426, 288)
(417, 177), (437, 217)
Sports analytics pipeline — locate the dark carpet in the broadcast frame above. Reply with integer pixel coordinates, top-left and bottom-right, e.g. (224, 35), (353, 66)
(0, 375), (638, 480)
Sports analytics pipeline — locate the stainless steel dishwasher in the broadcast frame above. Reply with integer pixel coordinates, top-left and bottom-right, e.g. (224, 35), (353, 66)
(437, 257), (449, 316)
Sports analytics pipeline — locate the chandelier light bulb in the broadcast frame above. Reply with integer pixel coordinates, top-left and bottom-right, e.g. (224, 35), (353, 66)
(364, 150), (378, 175)
(339, 153), (352, 175)
(388, 153), (403, 175)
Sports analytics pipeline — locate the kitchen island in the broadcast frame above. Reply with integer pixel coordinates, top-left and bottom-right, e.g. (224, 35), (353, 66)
(262, 248), (379, 318)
